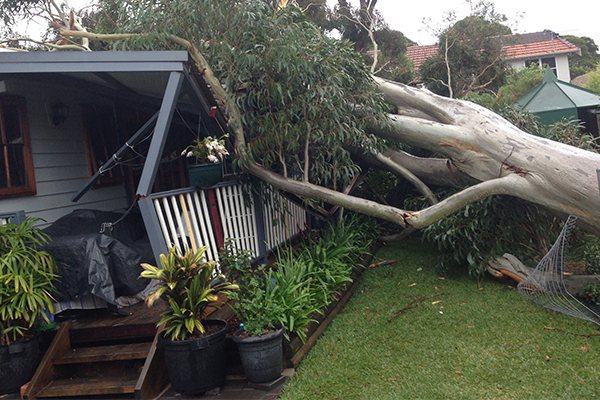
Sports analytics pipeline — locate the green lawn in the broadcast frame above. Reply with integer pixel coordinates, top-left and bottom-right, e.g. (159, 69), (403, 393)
(280, 237), (600, 400)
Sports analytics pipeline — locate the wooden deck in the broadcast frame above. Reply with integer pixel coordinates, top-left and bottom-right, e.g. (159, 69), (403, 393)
(66, 300), (169, 344)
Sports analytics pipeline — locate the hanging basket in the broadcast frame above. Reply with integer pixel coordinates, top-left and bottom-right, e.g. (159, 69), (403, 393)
(187, 162), (223, 188)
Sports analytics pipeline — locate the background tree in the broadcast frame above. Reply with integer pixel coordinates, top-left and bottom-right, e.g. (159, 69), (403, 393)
(583, 62), (600, 94)
(465, 64), (545, 109)
(419, 2), (512, 98)
(563, 35), (600, 80)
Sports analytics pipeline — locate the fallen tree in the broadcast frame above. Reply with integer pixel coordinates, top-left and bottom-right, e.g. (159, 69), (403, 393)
(8, 1), (600, 238)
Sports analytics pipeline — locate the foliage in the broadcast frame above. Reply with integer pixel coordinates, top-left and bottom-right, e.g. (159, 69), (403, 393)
(0, 217), (58, 345)
(407, 193), (560, 277)
(419, 3), (512, 98)
(227, 270), (284, 336)
(568, 233), (600, 275)
(97, 0), (390, 191)
(181, 134), (229, 164)
(583, 62), (600, 95)
(280, 238), (600, 399)
(221, 239), (283, 336)
(543, 118), (598, 152)
(274, 214), (377, 341)
(582, 281), (600, 308)
(224, 214), (376, 341)
(563, 35), (600, 79)
(371, 33), (416, 84)
(140, 246), (238, 341)
(465, 64), (545, 109)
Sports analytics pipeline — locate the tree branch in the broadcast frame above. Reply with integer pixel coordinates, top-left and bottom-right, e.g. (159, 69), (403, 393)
(371, 150), (438, 205)
(404, 174), (528, 228)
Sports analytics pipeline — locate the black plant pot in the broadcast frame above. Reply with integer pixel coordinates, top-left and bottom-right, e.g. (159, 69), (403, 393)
(158, 319), (229, 394)
(233, 325), (285, 383)
(0, 334), (40, 395)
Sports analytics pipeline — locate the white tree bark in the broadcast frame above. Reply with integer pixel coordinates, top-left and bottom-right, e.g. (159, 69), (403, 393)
(373, 77), (600, 234)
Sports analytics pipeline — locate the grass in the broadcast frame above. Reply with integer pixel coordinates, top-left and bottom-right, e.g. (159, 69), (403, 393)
(280, 237), (600, 400)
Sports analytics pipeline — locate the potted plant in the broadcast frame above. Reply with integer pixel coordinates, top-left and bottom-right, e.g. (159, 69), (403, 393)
(140, 245), (238, 394)
(0, 217), (58, 394)
(221, 241), (285, 383)
(181, 134), (229, 188)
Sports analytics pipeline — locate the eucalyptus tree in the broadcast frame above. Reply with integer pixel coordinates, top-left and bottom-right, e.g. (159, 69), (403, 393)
(8, 0), (600, 245)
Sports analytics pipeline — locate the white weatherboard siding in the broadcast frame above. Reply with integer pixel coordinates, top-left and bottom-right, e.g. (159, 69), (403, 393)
(0, 79), (128, 226)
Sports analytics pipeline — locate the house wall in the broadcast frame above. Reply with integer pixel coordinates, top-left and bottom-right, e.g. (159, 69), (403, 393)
(1, 79), (129, 227)
(508, 54), (572, 82)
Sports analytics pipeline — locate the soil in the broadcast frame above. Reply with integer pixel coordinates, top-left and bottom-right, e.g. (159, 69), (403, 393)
(179, 323), (224, 340)
(227, 315), (242, 334)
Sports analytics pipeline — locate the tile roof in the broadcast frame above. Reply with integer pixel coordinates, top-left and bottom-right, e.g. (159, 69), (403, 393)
(499, 30), (580, 59)
(406, 30), (580, 70)
(406, 44), (438, 70)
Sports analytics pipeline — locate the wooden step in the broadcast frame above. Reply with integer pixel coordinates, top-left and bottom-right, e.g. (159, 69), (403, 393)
(35, 375), (138, 398)
(54, 342), (152, 364)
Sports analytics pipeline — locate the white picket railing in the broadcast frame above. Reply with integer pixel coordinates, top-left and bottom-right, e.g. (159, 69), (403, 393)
(146, 183), (307, 263)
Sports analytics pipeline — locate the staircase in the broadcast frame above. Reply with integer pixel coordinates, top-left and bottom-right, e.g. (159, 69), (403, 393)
(23, 303), (169, 400)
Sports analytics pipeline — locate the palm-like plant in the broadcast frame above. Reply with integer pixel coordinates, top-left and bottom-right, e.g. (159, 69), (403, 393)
(0, 218), (58, 345)
(140, 246), (238, 341)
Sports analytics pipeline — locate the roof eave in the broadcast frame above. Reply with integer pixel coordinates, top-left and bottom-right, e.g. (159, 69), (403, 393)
(0, 50), (190, 74)
(504, 48), (581, 61)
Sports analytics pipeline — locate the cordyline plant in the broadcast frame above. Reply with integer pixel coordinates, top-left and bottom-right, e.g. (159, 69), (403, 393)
(0, 218), (58, 345)
(140, 246), (238, 341)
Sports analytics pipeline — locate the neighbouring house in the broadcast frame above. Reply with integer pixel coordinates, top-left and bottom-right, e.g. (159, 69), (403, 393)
(407, 30), (581, 82)
(0, 50), (307, 311)
(515, 66), (600, 134)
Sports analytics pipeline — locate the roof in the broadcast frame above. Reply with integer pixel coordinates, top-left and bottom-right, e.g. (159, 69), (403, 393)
(406, 44), (438, 70)
(515, 66), (600, 116)
(406, 30), (580, 70)
(500, 30), (580, 60)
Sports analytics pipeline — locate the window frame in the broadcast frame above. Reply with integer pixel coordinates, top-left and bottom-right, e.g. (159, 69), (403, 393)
(0, 95), (36, 198)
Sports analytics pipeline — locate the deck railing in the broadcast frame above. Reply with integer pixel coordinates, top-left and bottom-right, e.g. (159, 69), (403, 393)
(139, 181), (307, 266)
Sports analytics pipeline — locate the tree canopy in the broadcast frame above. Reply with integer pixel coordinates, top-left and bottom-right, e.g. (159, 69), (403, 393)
(419, 4), (512, 98)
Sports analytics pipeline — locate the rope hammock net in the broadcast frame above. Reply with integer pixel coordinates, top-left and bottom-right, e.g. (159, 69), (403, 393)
(518, 215), (600, 326)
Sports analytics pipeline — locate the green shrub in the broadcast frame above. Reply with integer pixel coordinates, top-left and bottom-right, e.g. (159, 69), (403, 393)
(0, 217), (58, 344)
(582, 281), (600, 308)
(408, 194), (560, 277)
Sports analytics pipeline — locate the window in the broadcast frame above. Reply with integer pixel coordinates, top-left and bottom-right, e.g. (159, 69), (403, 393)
(0, 96), (36, 197)
(81, 103), (125, 185)
(525, 57), (557, 76)
(541, 57), (557, 76)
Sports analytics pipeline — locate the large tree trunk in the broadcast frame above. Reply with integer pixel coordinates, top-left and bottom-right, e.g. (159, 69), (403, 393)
(372, 77), (600, 235)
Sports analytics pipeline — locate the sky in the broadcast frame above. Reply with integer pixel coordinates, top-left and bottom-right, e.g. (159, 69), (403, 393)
(370, 0), (600, 46)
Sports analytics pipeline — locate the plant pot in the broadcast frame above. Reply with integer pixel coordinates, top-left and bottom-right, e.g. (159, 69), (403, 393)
(187, 162), (223, 188)
(0, 334), (40, 395)
(158, 319), (229, 394)
(233, 325), (285, 383)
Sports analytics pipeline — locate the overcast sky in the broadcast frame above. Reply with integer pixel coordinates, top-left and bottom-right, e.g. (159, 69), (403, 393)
(371, 0), (600, 46)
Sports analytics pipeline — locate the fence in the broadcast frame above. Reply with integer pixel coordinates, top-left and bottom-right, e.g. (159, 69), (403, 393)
(139, 181), (308, 266)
